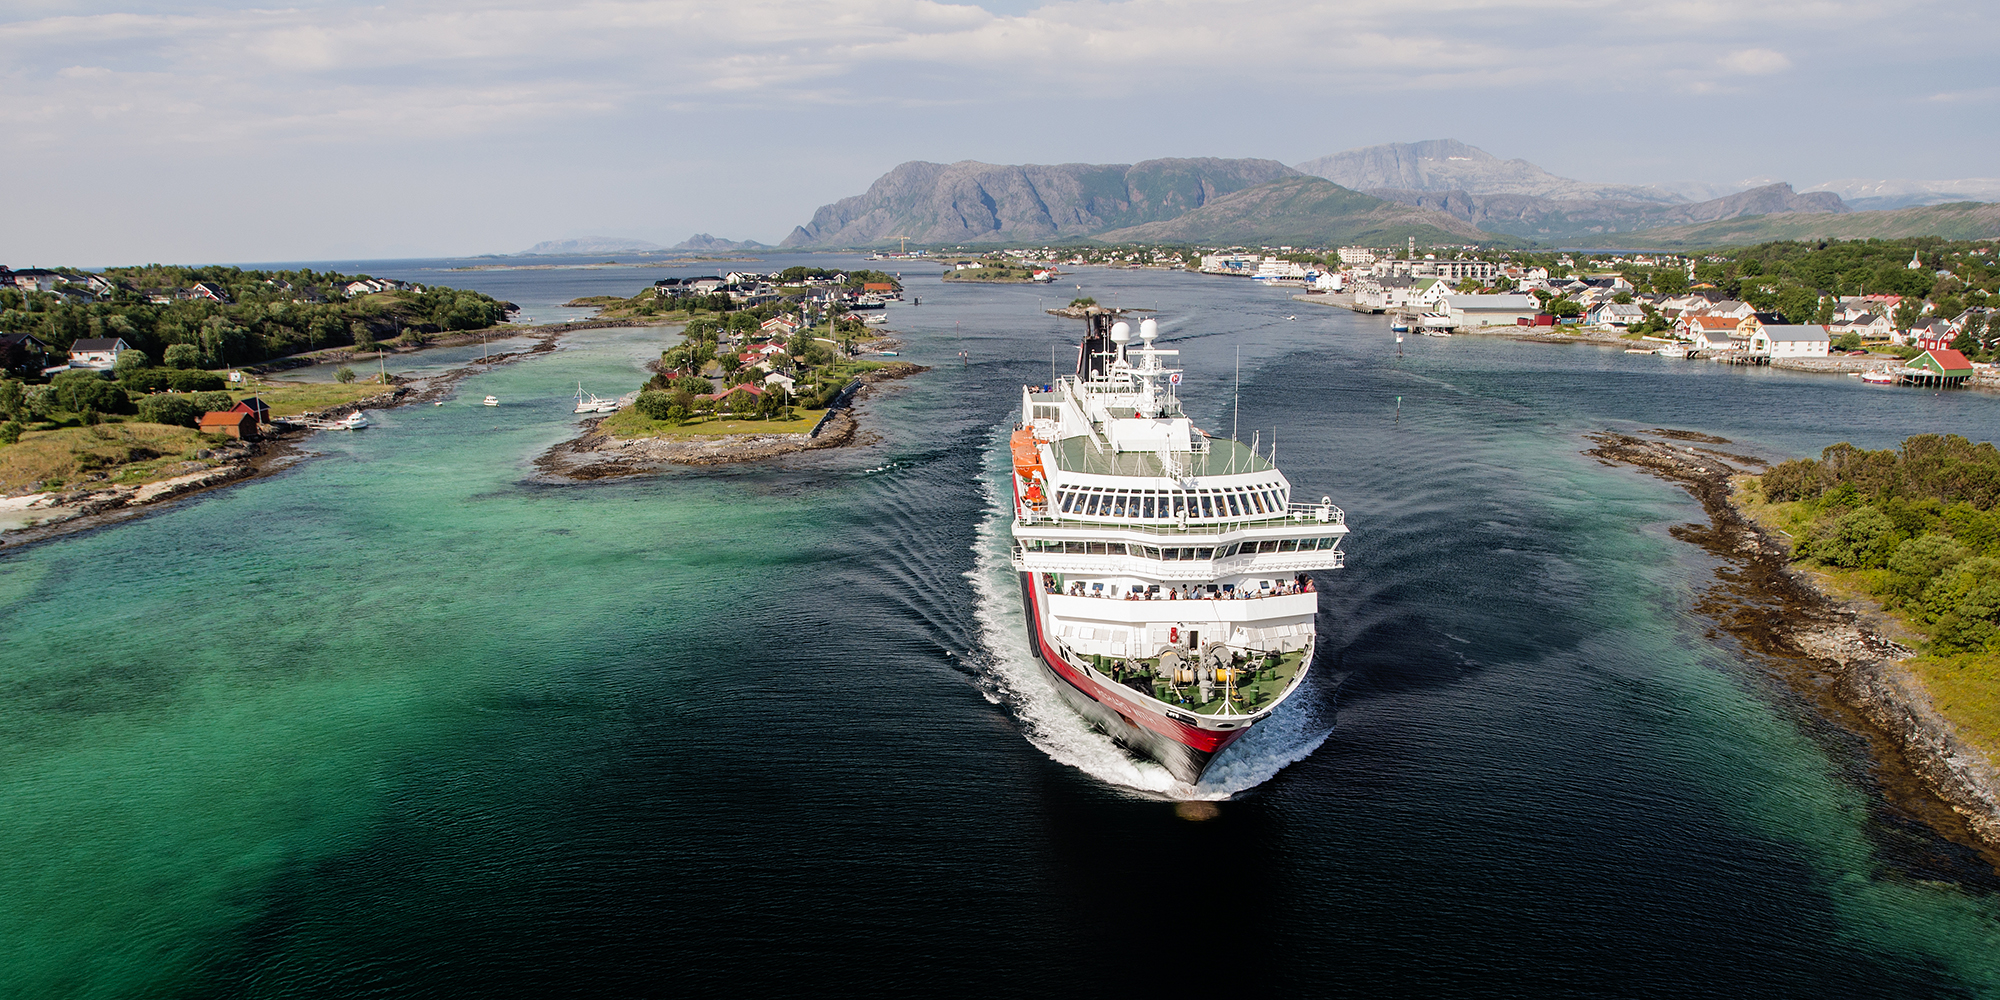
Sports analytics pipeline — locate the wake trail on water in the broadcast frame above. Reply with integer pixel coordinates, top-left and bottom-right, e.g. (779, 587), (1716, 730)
(963, 422), (1335, 800)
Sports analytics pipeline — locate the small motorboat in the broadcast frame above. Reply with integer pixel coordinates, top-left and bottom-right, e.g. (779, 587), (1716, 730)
(1860, 371), (1901, 385)
(483, 395), (499, 406)
(337, 411), (369, 430)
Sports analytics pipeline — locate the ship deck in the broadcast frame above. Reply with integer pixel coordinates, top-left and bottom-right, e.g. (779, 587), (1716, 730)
(1087, 647), (1306, 717)
(1050, 434), (1275, 478)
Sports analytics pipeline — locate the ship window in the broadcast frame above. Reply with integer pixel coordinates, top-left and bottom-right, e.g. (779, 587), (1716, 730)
(1196, 548), (1213, 559)
(1144, 546), (1161, 559)
(1065, 541), (1086, 555)
(1061, 492), (1077, 513)
(1142, 494), (1156, 518)
(1226, 493), (1242, 516)
(1111, 494), (1126, 517)
(1248, 492), (1266, 514)
(1084, 493), (1101, 516)
(1199, 494), (1215, 518)
(1162, 547), (1180, 561)
(1172, 494), (1186, 517)
(1279, 539), (1299, 552)
(1318, 537), (1336, 550)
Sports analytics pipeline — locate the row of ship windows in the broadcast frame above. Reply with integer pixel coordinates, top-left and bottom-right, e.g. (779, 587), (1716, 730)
(1056, 484), (1287, 520)
(1022, 538), (1340, 559)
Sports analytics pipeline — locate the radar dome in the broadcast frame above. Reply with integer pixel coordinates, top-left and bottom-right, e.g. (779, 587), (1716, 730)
(1139, 318), (1158, 342)
(1110, 321), (1131, 343)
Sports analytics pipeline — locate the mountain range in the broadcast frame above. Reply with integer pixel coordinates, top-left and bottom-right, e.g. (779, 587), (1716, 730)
(778, 158), (1300, 248)
(767, 140), (2000, 251)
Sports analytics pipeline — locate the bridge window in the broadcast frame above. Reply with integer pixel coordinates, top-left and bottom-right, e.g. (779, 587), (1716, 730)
(1142, 494), (1156, 518)
(1226, 493), (1241, 516)
(1199, 493), (1215, 518)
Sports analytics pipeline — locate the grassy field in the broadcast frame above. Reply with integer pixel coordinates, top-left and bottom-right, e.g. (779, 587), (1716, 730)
(0, 422), (219, 494)
(222, 381), (396, 417)
(599, 407), (827, 439)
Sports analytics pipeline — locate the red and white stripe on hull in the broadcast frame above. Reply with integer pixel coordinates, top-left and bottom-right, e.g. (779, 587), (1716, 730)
(1018, 570), (1302, 784)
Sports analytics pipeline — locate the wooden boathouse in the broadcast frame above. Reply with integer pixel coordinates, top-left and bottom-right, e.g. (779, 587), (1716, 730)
(1904, 348), (1975, 388)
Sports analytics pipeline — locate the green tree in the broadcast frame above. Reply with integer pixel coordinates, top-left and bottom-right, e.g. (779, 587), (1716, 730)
(1894, 299), (1923, 332)
(1806, 505), (1897, 568)
(162, 343), (202, 369)
(335, 366), (356, 384)
(112, 348), (151, 376)
(49, 369), (132, 415)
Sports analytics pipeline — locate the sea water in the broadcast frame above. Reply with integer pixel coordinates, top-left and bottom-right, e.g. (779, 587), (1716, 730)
(3, 259), (1998, 996)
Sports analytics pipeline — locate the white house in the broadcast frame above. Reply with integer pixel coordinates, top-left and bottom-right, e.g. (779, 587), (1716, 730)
(1588, 302), (1646, 328)
(763, 372), (796, 393)
(1749, 324), (1831, 358)
(67, 337), (132, 369)
(1438, 294), (1540, 328)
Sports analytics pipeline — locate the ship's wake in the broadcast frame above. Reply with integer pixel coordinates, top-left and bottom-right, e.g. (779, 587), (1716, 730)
(964, 424), (1335, 800)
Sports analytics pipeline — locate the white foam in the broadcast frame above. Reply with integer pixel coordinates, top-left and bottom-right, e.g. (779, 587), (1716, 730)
(963, 423), (1334, 800)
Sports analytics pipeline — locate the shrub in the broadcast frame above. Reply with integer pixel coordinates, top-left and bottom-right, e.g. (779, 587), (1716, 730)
(113, 349), (151, 375)
(136, 393), (202, 428)
(167, 369), (225, 392)
(162, 343), (202, 369)
(634, 390), (677, 421)
(335, 366), (356, 384)
(1805, 505), (1898, 568)
(0, 420), (21, 445)
(50, 369), (133, 415)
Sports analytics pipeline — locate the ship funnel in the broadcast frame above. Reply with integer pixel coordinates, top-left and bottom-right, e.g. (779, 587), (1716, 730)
(1139, 318), (1158, 342)
(1109, 321), (1131, 344)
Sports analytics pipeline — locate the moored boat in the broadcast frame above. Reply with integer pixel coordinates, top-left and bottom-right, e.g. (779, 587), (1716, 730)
(1009, 308), (1348, 783)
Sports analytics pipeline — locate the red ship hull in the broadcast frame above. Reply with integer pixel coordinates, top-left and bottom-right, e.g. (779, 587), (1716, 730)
(1017, 571), (1253, 783)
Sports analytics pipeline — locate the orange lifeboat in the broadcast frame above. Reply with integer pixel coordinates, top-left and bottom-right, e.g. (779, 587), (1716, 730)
(1011, 426), (1047, 509)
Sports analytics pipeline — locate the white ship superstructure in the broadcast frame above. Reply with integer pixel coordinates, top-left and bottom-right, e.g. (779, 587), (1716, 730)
(1009, 310), (1347, 780)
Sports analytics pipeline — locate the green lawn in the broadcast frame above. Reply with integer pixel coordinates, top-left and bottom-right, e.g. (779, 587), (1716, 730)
(599, 407), (828, 439)
(223, 381), (395, 418)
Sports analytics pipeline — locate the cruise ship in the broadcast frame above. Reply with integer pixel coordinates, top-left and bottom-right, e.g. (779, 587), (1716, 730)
(1009, 309), (1348, 782)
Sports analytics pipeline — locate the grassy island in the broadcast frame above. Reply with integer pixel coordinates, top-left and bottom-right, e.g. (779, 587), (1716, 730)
(1740, 433), (2000, 757)
(940, 260), (1040, 283)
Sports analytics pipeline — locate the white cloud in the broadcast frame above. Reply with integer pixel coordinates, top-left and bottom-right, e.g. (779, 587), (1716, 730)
(0, 0), (1992, 261)
(1718, 47), (1792, 75)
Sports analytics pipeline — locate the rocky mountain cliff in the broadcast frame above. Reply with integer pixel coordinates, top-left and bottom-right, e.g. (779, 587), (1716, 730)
(1370, 182), (1848, 241)
(1295, 139), (1684, 204)
(1094, 176), (1493, 247)
(779, 158), (1300, 247)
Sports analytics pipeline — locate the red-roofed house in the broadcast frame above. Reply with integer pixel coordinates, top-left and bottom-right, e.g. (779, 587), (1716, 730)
(1680, 314), (1747, 352)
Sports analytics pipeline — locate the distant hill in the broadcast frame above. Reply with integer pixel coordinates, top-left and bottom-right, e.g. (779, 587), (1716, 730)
(1803, 177), (2000, 211)
(1608, 201), (2000, 248)
(1370, 182), (1847, 242)
(1093, 176), (1495, 247)
(518, 236), (668, 255)
(671, 233), (771, 252)
(1294, 139), (1684, 204)
(779, 158), (1300, 248)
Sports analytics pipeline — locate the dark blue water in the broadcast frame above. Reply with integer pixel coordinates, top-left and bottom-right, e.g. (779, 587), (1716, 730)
(4, 261), (1998, 997)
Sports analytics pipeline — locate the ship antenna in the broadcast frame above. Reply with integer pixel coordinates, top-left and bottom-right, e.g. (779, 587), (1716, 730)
(1231, 348), (1241, 475)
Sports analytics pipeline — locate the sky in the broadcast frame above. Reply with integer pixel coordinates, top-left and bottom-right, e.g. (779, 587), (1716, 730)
(3, 0), (1996, 265)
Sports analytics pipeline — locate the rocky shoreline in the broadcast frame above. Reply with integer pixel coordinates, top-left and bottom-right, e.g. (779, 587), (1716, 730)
(1586, 429), (2000, 864)
(532, 363), (924, 480)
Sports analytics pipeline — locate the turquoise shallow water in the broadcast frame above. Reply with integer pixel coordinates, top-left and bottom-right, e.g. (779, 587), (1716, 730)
(5, 264), (2000, 996)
